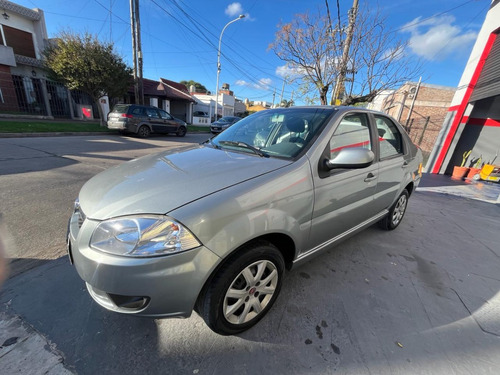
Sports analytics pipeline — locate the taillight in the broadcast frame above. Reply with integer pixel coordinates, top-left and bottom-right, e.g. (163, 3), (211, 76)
(121, 113), (133, 118)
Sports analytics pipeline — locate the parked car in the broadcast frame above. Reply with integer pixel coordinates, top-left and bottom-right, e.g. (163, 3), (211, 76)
(193, 111), (209, 117)
(107, 104), (187, 138)
(210, 116), (242, 134)
(68, 106), (422, 335)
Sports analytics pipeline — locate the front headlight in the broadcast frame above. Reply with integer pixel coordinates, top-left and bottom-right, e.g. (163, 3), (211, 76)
(90, 215), (201, 257)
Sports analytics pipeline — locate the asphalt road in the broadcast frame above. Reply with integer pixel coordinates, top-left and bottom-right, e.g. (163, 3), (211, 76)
(1, 134), (500, 374)
(0, 133), (210, 276)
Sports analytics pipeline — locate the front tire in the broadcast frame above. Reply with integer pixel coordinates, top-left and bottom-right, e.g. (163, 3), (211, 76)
(176, 126), (187, 137)
(198, 242), (285, 335)
(379, 189), (409, 230)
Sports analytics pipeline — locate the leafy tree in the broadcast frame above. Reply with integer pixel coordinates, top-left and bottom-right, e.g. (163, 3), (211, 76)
(280, 99), (295, 108)
(180, 80), (208, 93)
(43, 31), (132, 124)
(270, 6), (421, 106)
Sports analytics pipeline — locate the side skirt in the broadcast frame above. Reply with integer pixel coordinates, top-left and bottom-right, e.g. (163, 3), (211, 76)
(291, 210), (388, 269)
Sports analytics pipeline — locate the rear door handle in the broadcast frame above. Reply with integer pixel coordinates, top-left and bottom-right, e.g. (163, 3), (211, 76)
(364, 173), (377, 182)
(402, 161), (409, 168)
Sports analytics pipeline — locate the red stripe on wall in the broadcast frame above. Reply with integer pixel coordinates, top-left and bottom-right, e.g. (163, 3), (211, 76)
(431, 31), (498, 173)
(466, 117), (500, 127)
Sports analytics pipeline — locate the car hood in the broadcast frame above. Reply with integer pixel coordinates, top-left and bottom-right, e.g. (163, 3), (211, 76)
(79, 145), (291, 220)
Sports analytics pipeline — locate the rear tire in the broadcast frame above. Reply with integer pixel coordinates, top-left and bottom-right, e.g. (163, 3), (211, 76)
(197, 242), (284, 335)
(137, 125), (151, 138)
(379, 189), (409, 230)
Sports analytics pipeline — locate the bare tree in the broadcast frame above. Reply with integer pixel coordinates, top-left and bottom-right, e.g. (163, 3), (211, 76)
(270, 5), (421, 106)
(269, 12), (341, 105)
(342, 6), (421, 106)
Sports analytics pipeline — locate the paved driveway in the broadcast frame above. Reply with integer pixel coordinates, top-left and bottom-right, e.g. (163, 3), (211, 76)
(1, 134), (500, 374)
(2, 193), (500, 374)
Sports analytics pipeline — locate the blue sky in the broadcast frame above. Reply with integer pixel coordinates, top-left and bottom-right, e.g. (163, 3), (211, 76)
(16, 0), (490, 105)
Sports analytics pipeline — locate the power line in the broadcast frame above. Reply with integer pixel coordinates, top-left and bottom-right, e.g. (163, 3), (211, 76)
(391, 0), (478, 32)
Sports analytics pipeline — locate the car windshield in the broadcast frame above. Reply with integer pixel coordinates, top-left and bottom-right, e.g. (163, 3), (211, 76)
(218, 117), (234, 122)
(211, 108), (336, 159)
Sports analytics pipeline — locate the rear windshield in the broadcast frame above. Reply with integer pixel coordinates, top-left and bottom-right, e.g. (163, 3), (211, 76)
(111, 105), (130, 114)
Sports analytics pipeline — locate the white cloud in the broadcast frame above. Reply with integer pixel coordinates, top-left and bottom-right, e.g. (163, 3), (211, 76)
(401, 15), (477, 61)
(225, 3), (243, 17)
(235, 78), (272, 90)
(224, 3), (253, 21)
(276, 64), (302, 79)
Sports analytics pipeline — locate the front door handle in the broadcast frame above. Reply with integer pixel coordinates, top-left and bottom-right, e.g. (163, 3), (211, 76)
(402, 161), (409, 168)
(364, 173), (377, 182)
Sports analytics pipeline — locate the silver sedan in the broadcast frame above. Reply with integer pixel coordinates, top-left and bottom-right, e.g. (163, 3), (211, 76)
(68, 106), (423, 335)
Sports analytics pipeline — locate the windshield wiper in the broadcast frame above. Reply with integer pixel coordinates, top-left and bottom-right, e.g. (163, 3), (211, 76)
(218, 140), (268, 157)
(202, 137), (221, 149)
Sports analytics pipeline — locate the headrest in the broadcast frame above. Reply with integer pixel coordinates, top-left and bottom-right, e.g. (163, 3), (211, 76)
(285, 117), (305, 133)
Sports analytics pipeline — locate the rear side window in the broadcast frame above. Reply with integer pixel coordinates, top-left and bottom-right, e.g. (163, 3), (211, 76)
(329, 113), (371, 159)
(131, 107), (144, 115)
(112, 105), (129, 114)
(375, 116), (404, 159)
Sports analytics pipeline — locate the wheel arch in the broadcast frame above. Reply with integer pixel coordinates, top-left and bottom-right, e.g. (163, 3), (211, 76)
(405, 181), (415, 196)
(195, 232), (296, 311)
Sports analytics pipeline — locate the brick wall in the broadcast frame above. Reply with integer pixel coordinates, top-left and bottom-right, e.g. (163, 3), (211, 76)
(0, 64), (19, 112)
(382, 83), (455, 155)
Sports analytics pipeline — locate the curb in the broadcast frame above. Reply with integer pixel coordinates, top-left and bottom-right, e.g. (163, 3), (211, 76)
(0, 132), (117, 138)
(0, 312), (73, 374)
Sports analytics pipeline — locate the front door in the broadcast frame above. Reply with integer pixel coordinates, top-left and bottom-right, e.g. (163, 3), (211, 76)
(308, 112), (379, 251)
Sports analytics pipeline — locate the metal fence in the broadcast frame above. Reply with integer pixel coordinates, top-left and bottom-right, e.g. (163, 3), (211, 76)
(7, 74), (99, 119)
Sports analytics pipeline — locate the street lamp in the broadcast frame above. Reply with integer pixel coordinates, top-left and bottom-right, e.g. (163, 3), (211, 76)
(214, 14), (245, 121)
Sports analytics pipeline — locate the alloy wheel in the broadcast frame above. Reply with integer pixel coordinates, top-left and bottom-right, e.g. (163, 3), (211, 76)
(391, 194), (407, 227)
(223, 260), (278, 325)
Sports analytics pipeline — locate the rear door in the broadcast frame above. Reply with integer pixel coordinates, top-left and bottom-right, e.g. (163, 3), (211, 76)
(370, 114), (407, 212)
(308, 112), (379, 249)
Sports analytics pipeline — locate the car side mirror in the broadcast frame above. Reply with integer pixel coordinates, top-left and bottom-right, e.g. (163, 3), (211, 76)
(324, 148), (374, 170)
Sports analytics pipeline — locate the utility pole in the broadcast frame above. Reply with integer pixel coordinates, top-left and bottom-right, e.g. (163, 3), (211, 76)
(272, 88), (276, 107)
(279, 80), (285, 106)
(130, 0), (143, 105)
(134, 0), (144, 105)
(330, 0), (359, 105)
(129, 0), (138, 104)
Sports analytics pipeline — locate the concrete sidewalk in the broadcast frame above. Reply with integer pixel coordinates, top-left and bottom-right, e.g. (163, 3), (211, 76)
(417, 173), (500, 204)
(1, 177), (499, 374)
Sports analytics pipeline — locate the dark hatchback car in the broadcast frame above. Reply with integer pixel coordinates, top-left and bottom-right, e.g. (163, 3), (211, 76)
(107, 104), (187, 138)
(210, 116), (242, 134)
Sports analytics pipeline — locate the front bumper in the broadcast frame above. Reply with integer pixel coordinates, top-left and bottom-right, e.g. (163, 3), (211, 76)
(68, 213), (221, 317)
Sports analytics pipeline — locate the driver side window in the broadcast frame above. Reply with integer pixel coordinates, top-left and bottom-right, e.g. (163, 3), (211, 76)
(329, 113), (371, 160)
(146, 108), (160, 119)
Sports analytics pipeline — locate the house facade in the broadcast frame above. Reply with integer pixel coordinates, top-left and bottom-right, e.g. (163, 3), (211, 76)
(0, 0), (97, 119)
(426, 1), (500, 174)
(121, 78), (195, 122)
